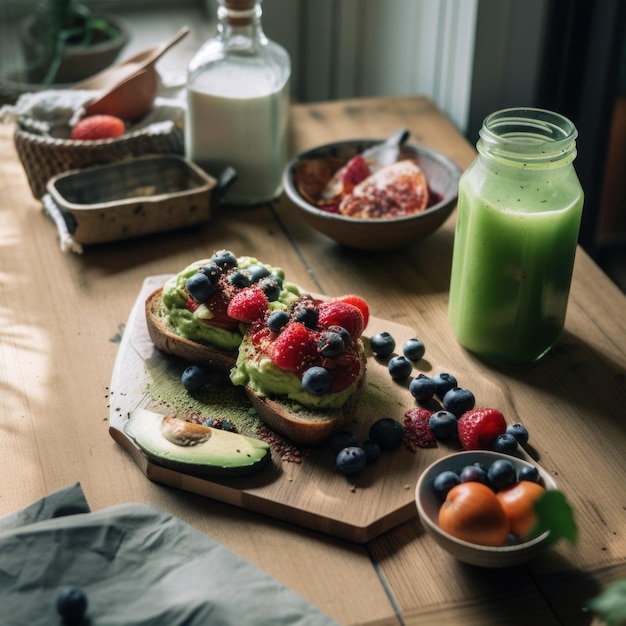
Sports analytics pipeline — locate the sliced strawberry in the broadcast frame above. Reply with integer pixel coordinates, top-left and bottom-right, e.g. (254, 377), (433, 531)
(403, 407), (436, 449)
(457, 408), (506, 450)
(270, 323), (319, 372)
(334, 295), (370, 329)
(329, 351), (362, 392)
(227, 287), (269, 323)
(317, 301), (364, 340)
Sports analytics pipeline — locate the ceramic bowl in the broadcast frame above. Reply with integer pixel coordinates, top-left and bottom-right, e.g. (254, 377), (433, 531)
(415, 451), (557, 568)
(282, 139), (462, 251)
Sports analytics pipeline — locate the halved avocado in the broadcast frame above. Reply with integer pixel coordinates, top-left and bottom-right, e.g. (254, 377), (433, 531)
(125, 408), (271, 477)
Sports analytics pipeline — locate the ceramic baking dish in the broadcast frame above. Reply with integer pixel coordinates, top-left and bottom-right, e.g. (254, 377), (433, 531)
(44, 154), (218, 248)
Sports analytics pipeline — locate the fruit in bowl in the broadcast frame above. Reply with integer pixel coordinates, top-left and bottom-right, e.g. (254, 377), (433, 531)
(415, 451), (559, 567)
(282, 137), (462, 251)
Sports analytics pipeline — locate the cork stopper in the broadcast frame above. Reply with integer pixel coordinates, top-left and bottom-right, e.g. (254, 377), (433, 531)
(222, 0), (258, 26)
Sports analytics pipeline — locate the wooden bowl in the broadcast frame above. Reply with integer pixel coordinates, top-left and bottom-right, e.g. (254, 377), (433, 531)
(282, 139), (461, 251)
(415, 451), (557, 568)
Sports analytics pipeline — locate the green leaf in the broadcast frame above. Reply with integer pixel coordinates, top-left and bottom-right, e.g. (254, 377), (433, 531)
(586, 579), (626, 626)
(529, 489), (577, 545)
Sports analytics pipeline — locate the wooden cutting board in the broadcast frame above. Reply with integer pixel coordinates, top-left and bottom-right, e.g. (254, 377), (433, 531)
(108, 276), (458, 543)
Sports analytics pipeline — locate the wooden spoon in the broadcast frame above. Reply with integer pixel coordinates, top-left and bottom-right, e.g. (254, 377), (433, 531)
(73, 26), (190, 121)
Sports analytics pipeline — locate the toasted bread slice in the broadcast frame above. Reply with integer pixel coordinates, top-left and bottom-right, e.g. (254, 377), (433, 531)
(145, 287), (237, 371)
(145, 287), (364, 445)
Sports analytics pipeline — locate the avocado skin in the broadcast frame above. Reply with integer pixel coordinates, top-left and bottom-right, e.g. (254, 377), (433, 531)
(125, 409), (271, 478)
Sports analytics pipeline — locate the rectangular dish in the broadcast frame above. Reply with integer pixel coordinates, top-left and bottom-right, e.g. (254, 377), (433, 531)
(45, 154), (216, 246)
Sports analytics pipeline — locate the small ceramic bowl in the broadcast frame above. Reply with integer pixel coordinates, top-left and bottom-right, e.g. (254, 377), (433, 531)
(415, 451), (557, 568)
(282, 139), (462, 251)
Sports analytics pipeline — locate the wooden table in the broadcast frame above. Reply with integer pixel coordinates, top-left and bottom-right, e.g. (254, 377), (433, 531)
(1, 95), (624, 625)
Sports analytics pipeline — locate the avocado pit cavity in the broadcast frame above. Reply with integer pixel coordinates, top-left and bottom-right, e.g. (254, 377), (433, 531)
(161, 415), (212, 446)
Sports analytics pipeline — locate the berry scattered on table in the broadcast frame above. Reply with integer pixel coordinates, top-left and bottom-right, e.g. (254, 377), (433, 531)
(431, 372), (458, 398)
(336, 446), (367, 476)
(403, 338), (426, 362)
(506, 422), (530, 446)
(369, 418), (404, 450)
(181, 365), (209, 392)
(442, 386), (476, 416)
(403, 407), (436, 449)
(457, 408), (506, 450)
(388, 355), (413, 380)
(428, 410), (458, 440)
(491, 432), (519, 454)
(329, 430), (359, 453)
(361, 439), (381, 463)
(409, 374), (436, 402)
(71, 114), (125, 140)
(369, 331), (396, 357)
(56, 586), (88, 623)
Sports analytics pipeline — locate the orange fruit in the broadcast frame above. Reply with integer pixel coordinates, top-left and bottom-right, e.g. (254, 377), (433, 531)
(438, 482), (510, 547)
(496, 480), (546, 538)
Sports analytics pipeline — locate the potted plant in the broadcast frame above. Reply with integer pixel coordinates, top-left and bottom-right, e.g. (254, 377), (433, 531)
(19, 0), (130, 85)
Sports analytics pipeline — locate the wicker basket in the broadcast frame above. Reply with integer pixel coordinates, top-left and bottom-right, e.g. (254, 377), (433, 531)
(14, 115), (185, 199)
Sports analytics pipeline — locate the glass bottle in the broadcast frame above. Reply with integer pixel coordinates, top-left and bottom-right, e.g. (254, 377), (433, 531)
(185, 0), (291, 205)
(448, 107), (584, 365)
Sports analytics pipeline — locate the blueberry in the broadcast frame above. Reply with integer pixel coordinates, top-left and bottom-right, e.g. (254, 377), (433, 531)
(318, 331), (345, 357)
(181, 365), (209, 391)
(228, 269), (253, 288)
(293, 306), (319, 329)
(56, 586), (88, 622)
(336, 446), (367, 476)
(403, 338), (425, 361)
(302, 366), (332, 395)
(518, 465), (541, 483)
(506, 422), (529, 446)
(432, 470), (461, 500)
(487, 458), (517, 490)
(459, 464), (489, 484)
(185, 272), (214, 303)
(431, 372), (458, 398)
(328, 325), (352, 347)
(267, 309), (290, 332)
(428, 410), (457, 439)
(388, 355), (413, 381)
(211, 249), (238, 271)
(329, 430), (358, 453)
(368, 418), (404, 450)
(361, 440), (381, 464)
(200, 261), (221, 284)
(370, 332), (395, 357)
(259, 278), (282, 302)
(491, 433), (519, 454)
(247, 263), (271, 282)
(409, 374), (436, 402)
(442, 387), (476, 416)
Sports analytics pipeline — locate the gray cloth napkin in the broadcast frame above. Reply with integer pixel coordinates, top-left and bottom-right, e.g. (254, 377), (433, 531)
(0, 484), (338, 626)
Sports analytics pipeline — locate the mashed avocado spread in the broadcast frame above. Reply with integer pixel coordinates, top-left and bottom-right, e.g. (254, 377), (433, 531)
(230, 336), (365, 411)
(162, 256), (301, 352)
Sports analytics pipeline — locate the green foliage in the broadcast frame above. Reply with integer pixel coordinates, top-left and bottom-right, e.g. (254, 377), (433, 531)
(530, 489), (577, 545)
(586, 579), (626, 626)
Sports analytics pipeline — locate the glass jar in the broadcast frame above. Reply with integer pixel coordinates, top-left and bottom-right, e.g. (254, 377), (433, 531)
(185, 0), (291, 205)
(448, 107), (584, 365)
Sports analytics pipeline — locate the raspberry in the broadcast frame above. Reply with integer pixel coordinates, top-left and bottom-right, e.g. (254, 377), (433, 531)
(71, 114), (125, 140)
(317, 301), (364, 340)
(226, 287), (268, 323)
(270, 323), (318, 372)
(457, 408), (507, 450)
(403, 407), (436, 449)
(334, 294), (370, 328)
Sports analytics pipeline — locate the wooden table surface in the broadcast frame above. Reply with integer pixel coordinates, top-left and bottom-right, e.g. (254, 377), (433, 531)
(1, 95), (624, 625)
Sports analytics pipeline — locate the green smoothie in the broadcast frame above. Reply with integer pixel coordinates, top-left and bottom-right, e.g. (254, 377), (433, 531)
(448, 161), (583, 364)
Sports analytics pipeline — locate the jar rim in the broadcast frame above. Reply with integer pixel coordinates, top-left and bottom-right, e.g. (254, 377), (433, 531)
(478, 107), (578, 164)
